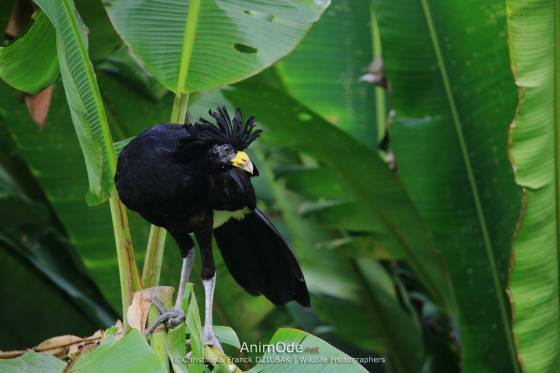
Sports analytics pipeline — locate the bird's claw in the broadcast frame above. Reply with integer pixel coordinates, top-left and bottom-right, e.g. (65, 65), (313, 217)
(146, 306), (185, 336)
(169, 308), (186, 324)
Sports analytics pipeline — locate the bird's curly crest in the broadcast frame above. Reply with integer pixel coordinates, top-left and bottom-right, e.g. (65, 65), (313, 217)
(182, 106), (262, 150)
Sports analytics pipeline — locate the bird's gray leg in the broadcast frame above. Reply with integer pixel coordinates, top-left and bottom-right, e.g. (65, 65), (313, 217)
(146, 237), (195, 335)
(174, 250), (194, 310)
(202, 273), (221, 350)
(195, 218), (223, 352)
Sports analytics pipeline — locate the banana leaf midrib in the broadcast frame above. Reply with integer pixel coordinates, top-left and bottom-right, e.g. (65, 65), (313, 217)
(176, 0), (201, 94)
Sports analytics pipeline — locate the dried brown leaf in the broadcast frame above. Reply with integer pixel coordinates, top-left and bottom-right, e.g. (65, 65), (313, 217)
(127, 286), (174, 335)
(35, 335), (82, 358)
(0, 320), (124, 360)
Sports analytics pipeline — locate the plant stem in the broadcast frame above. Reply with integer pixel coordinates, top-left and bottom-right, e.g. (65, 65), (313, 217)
(142, 225), (167, 286)
(109, 190), (143, 329)
(370, 5), (386, 143)
(170, 93), (189, 125)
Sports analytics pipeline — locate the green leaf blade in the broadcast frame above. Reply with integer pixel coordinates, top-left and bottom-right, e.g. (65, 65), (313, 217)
(0, 352), (65, 373)
(213, 325), (241, 349)
(373, 0), (521, 371)
(276, 0), (378, 148)
(34, 0), (116, 204)
(508, 0), (560, 371)
(106, 0), (330, 94)
(165, 324), (188, 373)
(72, 330), (167, 373)
(0, 11), (58, 93)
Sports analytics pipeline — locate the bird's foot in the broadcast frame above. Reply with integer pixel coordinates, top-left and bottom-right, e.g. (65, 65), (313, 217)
(146, 298), (185, 335)
(203, 327), (223, 353)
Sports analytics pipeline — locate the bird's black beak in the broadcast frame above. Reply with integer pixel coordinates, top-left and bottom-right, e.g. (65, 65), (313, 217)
(231, 151), (254, 174)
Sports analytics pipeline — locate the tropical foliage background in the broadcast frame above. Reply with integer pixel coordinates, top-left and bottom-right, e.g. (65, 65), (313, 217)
(0, 0), (555, 372)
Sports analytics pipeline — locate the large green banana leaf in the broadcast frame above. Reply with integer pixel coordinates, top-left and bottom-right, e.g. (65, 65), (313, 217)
(68, 330), (166, 373)
(0, 10), (58, 93)
(0, 352), (65, 373)
(373, 1), (520, 371)
(0, 0), (121, 92)
(276, 0), (377, 148)
(104, 0), (330, 94)
(224, 81), (454, 311)
(0, 0), (123, 92)
(507, 0), (560, 371)
(33, 0), (116, 204)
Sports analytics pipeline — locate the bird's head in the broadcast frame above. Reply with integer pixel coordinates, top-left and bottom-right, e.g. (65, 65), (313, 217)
(178, 106), (261, 174)
(206, 143), (254, 174)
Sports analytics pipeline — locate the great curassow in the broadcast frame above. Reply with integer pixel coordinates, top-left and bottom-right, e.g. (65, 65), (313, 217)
(115, 106), (309, 350)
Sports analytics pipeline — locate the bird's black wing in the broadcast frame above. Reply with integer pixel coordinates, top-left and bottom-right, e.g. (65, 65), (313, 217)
(115, 124), (204, 228)
(213, 208), (310, 307)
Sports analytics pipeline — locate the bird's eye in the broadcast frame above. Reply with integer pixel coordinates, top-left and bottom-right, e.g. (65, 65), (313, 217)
(219, 144), (234, 156)
(210, 144), (234, 164)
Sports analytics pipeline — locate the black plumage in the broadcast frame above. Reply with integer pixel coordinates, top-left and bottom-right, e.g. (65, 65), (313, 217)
(115, 107), (309, 310)
(215, 209), (309, 306)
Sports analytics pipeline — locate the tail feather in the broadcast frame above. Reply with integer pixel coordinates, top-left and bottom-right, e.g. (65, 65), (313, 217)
(214, 208), (310, 307)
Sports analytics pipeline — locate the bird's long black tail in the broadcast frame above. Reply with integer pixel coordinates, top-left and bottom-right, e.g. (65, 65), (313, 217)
(213, 208), (310, 307)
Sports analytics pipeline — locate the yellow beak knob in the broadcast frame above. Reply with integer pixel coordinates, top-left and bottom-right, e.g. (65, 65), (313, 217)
(231, 151), (254, 174)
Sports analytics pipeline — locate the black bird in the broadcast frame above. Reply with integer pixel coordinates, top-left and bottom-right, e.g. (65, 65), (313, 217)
(115, 107), (309, 350)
